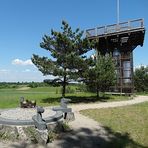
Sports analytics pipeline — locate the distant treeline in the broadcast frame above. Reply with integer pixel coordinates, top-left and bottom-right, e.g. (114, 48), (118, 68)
(0, 82), (49, 89)
(0, 81), (82, 89)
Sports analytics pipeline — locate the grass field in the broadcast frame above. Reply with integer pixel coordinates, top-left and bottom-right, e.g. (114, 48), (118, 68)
(81, 102), (148, 147)
(0, 86), (62, 108)
(0, 86), (130, 108)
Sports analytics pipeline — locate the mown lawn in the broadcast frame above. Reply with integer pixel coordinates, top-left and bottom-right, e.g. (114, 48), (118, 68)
(0, 86), (130, 109)
(81, 102), (148, 148)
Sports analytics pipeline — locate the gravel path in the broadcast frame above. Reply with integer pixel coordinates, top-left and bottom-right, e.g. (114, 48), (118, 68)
(47, 95), (148, 148)
(70, 95), (148, 112)
(0, 95), (148, 148)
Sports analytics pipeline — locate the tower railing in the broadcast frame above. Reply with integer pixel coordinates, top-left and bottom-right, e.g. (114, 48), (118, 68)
(86, 19), (144, 37)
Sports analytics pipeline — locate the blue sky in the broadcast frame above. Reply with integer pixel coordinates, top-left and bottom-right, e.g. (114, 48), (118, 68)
(0, 0), (147, 82)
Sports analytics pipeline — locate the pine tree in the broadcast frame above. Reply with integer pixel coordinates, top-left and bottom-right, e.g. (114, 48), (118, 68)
(32, 21), (92, 97)
(134, 66), (148, 92)
(84, 53), (116, 97)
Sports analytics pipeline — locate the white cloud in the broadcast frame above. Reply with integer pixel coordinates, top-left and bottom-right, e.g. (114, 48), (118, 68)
(12, 59), (33, 66)
(0, 68), (55, 82)
(134, 64), (147, 71)
(23, 69), (31, 72)
(0, 69), (9, 73)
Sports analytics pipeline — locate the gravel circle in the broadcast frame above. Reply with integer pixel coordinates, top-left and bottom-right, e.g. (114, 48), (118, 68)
(0, 108), (55, 120)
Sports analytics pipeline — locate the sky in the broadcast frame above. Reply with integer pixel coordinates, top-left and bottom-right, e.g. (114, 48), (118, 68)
(0, 0), (147, 82)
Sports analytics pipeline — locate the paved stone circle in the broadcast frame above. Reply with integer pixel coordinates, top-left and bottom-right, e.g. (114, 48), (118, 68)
(0, 107), (55, 120)
(0, 107), (63, 126)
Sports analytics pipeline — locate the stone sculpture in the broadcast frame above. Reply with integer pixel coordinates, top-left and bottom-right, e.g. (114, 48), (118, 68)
(53, 98), (75, 121)
(32, 106), (47, 130)
(20, 97), (36, 108)
(32, 107), (48, 144)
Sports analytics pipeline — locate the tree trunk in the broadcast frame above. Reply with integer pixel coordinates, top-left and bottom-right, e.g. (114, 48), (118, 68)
(97, 89), (99, 98)
(62, 75), (66, 97)
(96, 83), (99, 98)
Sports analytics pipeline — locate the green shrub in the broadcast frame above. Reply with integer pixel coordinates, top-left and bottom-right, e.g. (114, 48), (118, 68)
(66, 86), (75, 94)
(28, 82), (38, 88)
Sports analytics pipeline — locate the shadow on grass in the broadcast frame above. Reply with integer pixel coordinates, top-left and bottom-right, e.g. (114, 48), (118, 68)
(41, 95), (109, 104)
(52, 126), (147, 148)
(101, 126), (147, 148)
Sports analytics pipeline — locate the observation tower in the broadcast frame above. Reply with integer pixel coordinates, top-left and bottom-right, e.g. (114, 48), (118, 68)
(86, 19), (145, 94)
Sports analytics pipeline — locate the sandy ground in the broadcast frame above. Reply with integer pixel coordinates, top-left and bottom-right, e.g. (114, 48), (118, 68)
(16, 87), (30, 91)
(0, 95), (148, 148)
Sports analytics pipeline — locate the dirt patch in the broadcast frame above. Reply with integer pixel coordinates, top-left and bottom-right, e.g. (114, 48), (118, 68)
(16, 87), (31, 91)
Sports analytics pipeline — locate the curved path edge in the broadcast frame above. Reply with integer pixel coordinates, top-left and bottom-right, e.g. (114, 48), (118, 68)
(70, 95), (148, 112)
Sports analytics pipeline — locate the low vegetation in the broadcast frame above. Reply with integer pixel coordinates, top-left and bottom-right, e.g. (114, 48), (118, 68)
(0, 121), (70, 143)
(81, 102), (148, 147)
